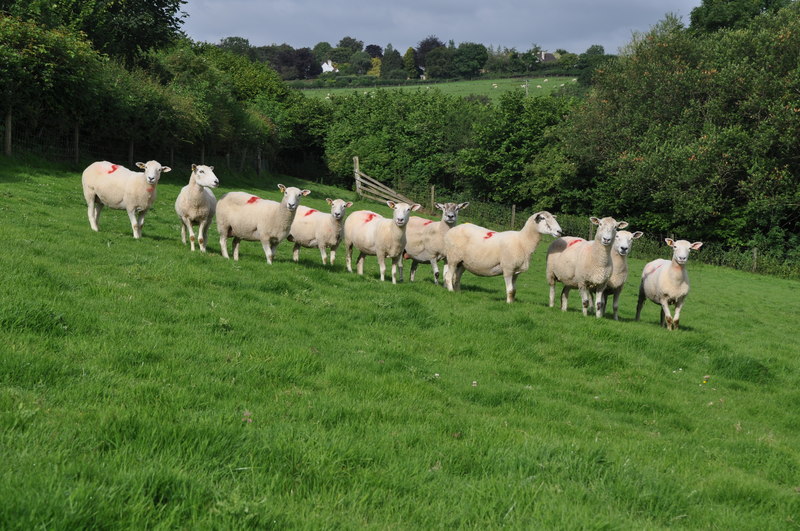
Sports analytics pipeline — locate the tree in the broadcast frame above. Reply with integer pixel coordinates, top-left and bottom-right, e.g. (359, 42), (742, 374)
(365, 44), (383, 58)
(350, 51), (373, 75)
(337, 36), (363, 54)
(453, 42), (488, 78)
(416, 35), (445, 68)
(690, 0), (790, 32)
(403, 47), (420, 79)
(312, 41), (332, 63)
(218, 36), (252, 58)
(425, 46), (455, 78)
(380, 44), (404, 78)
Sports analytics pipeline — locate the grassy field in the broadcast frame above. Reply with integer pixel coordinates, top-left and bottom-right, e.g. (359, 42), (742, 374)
(298, 76), (577, 102)
(2, 157), (799, 528)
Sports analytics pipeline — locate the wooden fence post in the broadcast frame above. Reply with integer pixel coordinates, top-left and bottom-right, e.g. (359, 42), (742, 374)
(511, 204), (516, 230)
(752, 248), (758, 272)
(430, 185), (435, 212)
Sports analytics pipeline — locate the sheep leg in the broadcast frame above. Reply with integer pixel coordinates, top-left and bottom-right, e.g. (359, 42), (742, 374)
(356, 251), (366, 275)
(431, 259), (440, 285)
(180, 223), (187, 245)
(504, 273), (517, 303)
(345, 243), (354, 272)
(659, 301), (675, 329)
(197, 219), (209, 252)
(219, 230), (229, 259)
(579, 287), (591, 316)
(672, 299), (684, 330)
(612, 290), (621, 321)
(127, 209), (141, 239)
(593, 289), (605, 318)
(377, 253), (387, 281)
(444, 261), (454, 291)
(293, 243), (301, 262)
(86, 196), (101, 231)
(635, 286), (646, 321)
(409, 260), (419, 282)
(392, 255), (404, 284)
(317, 244), (328, 265)
(329, 245), (338, 266)
(136, 212), (146, 238)
(549, 281), (556, 308)
(183, 217), (197, 251)
(261, 240), (275, 264)
(232, 237), (241, 261)
(560, 286), (571, 312)
(453, 263), (465, 291)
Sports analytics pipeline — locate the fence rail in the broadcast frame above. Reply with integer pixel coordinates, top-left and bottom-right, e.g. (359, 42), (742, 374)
(353, 156), (420, 207)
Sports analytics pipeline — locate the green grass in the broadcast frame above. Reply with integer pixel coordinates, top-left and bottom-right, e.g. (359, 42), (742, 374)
(299, 76), (577, 102)
(2, 157), (799, 528)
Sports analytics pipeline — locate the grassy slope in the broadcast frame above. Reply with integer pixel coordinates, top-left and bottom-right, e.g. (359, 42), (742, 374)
(299, 76), (577, 102)
(1, 158), (799, 528)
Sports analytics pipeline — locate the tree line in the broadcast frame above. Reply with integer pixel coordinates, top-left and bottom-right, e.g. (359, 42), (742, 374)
(1, 0), (798, 273)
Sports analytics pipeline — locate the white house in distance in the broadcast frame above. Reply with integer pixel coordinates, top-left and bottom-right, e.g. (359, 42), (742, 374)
(321, 60), (338, 73)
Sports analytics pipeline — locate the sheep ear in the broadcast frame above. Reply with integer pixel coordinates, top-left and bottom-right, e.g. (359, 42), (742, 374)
(345, 201), (353, 207)
(458, 202), (470, 210)
(386, 201), (397, 209)
(192, 164), (198, 171)
(326, 198), (333, 205)
(435, 202), (445, 210)
(161, 166), (171, 173)
(411, 204), (422, 211)
(617, 221), (629, 229)
(136, 162), (146, 169)
(590, 216), (600, 225)
(208, 165), (214, 171)
(302, 189), (311, 196)
(278, 184), (286, 192)
(633, 231), (644, 239)
(665, 238), (675, 247)
(690, 242), (703, 250)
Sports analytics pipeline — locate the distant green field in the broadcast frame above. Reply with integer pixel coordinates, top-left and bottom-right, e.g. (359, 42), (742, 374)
(2, 157), (799, 528)
(298, 76), (577, 101)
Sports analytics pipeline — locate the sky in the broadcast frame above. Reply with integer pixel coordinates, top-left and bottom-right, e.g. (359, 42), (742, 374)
(180, 0), (704, 56)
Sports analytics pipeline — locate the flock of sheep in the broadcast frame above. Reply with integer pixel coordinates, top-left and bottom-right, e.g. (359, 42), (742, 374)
(80, 160), (703, 330)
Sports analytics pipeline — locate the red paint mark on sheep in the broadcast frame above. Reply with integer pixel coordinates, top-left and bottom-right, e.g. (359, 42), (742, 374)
(423, 220), (434, 226)
(484, 231), (495, 239)
(247, 196), (260, 204)
(642, 262), (664, 279)
(107, 164), (119, 174)
(567, 238), (584, 248)
(304, 209), (318, 216)
(364, 213), (377, 223)
(147, 186), (154, 194)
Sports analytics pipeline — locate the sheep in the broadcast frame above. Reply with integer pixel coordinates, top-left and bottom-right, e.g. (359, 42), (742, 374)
(344, 201), (422, 284)
(288, 198), (353, 265)
(599, 230), (644, 320)
(545, 216), (629, 317)
(174, 164), (219, 252)
(216, 184), (311, 263)
(81, 160), (171, 239)
(443, 212), (562, 303)
(405, 201), (469, 285)
(636, 239), (703, 330)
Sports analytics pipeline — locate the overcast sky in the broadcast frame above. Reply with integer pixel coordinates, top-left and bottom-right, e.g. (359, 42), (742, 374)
(180, 0), (703, 55)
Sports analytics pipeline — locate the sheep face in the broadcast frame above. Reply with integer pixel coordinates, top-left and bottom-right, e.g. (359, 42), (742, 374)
(667, 238), (703, 265)
(278, 184), (311, 211)
(327, 198), (353, 220)
(387, 201), (421, 227)
(435, 201), (469, 226)
(591, 216), (629, 246)
(614, 230), (644, 256)
(136, 160), (171, 185)
(533, 211), (563, 237)
(192, 164), (219, 188)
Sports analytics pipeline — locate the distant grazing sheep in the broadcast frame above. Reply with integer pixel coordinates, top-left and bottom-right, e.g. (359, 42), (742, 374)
(600, 230), (644, 320)
(174, 164), (219, 252)
(545, 216), (628, 317)
(216, 184), (311, 263)
(82, 160), (171, 239)
(444, 212), (562, 303)
(405, 201), (469, 284)
(289, 198), (353, 265)
(344, 201), (421, 284)
(636, 239), (703, 330)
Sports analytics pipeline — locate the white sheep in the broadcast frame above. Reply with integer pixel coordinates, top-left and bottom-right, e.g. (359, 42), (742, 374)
(599, 229), (644, 320)
(344, 201), (421, 284)
(289, 198), (353, 265)
(636, 238), (703, 330)
(443, 212), (562, 303)
(216, 184), (311, 263)
(545, 216), (628, 317)
(174, 164), (219, 252)
(405, 201), (469, 285)
(81, 160), (171, 239)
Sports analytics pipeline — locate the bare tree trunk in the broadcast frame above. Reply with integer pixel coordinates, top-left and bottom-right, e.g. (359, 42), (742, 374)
(256, 147), (262, 176)
(4, 108), (11, 156)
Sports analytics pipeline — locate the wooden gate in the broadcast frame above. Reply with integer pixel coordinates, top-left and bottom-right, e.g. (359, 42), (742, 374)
(353, 156), (419, 206)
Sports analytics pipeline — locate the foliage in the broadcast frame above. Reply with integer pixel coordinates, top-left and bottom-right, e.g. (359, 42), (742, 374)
(453, 42), (489, 78)
(415, 35), (445, 68)
(403, 47), (419, 79)
(380, 44), (404, 78)
(689, 0), (791, 32)
(425, 46), (456, 79)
